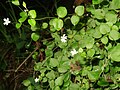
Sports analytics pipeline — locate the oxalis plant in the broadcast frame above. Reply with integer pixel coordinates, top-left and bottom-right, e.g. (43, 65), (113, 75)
(9, 0), (120, 90)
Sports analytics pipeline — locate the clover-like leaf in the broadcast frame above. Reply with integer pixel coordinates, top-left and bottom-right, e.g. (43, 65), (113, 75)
(31, 33), (40, 41)
(12, 0), (20, 5)
(52, 18), (63, 31)
(55, 76), (64, 86)
(28, 85), (34, 90)
(22, 79), (31, 86)
(92, 9), (105, 19)
(57, 7), (67, 18)
(20, 11), (27, 17)
(42, 22), (48, 29)
(75, 6), (84, 16)
(54, 86), (60, 90)
(28, 10), (36, 18)
(87, 49), (95, 57)
(88, 71), (100, 81)
(109, 30), (120, 40)
(92, 0), (103, 4)
(18, 17), (27, 23)
(84, 36), (94, 49)
(105, 11), (117, 24)
(108, 44), (120, 62)
(112, 25), (119, 31)
(16, 23), (22, 29)
(49, 80), (54, 89)
(28, 19), (36, 27)
(97, 78), (109, 87)
(101, 36), (108, 44)
(109, 0), (120, 9)
(71, 15), (80, 26)
(93, 26), (102, 38)
(49, 58), (59, 67)
(100, 23), (110, 34)
(46, 71), (55, 80)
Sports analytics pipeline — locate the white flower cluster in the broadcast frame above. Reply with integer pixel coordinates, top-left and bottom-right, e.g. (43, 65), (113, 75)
(60, 34), (79, 57)
(3, 18), (11, 25)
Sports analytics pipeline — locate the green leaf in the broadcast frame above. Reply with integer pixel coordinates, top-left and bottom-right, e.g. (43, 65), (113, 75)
(101, 36), (108, 44)
(100, 23), (110, 34)
(69, 83), (80, 90)
(57, 7), (67, 18)
(108, 44), (120, 62)
(92, 9), (105, 19)
(58, 67), (68, 73)
(87, 18), (96, 28)
(46, 71), (55, 80)
(50, 26), (56, 32)
(87, 49), (95, 57)
(49, 19), (54, 25)
(112, 25), (119, 31)
(71, 15), (80, 26)
(12, 0), (20, 5)
(88, 71), (100, 81)
(31, 26), (37, 31)
(109, 30), (120, 40)
(28, 10), (36, 18)
(42, 22), (48, 29)
(45, 49), (53, 57)
(52, 18), (63, 31)
(16, 23), (22, 29)
(109, 0), (120, 9)
(28, 19), (36, 27)
(97, 78), (109, 87)
(54, 86), (60, 90)
(84, 36), (94, 49)
(106, 22), (113, 28)
(28, 85), (34, 90)
(49, 58), (59, 67)
(75, 6), (84, 16)
(63, 80), (70, 87)
(55, 76), (64, 86)
(22, 79), (31, 86)
(105, 11), (117, 24)
(42, 77), (47, 82)
(92, 0), (103, 4)
(18, 17), (27, 23)
(49, 80), (54, 89)
(22, 1), (27, 8)
(93, 27), (102, 38)
(58, 61), (70, 73)
(64, 73), (70, 82)
(20, 11), (27, 17)
(31, 33), (40, 41)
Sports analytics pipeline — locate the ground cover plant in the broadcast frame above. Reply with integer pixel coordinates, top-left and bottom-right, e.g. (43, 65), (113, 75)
(0, 0), (120, 90)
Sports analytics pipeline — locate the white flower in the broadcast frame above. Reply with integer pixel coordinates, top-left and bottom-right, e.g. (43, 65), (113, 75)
(24, 9), (28, 12)
(70, 49), (78, 57)
(3, 18), (11, 25)
(35, 77), (39, 83)
(61, 34), (67, 43)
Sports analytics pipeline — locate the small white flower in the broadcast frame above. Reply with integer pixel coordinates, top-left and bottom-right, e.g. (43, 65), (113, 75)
(61, 34), (67, 43)
(24, 9), (28, 12)
(3, 18), (11, 25)
(70, 49), (78, 57)
(35, 77), (39, 83)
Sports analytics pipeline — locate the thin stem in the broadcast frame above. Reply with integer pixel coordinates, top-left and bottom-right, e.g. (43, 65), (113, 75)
(15, 47), (38, 72)
(35, 17), (55, 21)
